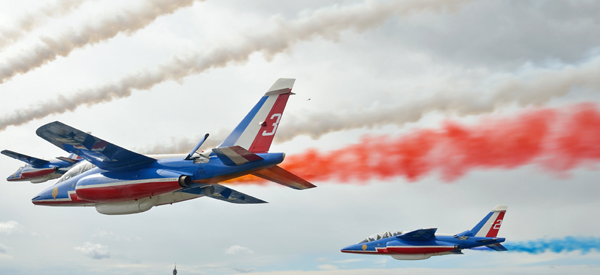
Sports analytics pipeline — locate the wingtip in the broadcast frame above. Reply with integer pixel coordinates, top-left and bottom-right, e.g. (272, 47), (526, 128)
(35, 121), (61, 137)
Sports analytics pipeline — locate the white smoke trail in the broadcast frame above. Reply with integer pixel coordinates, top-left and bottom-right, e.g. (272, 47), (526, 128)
(0, 0), (472, 131)
(276, 57), (600, 142)
(0, 0), (199, 83)
(0, 0), (87, 50)
(136, 55), (600, 154)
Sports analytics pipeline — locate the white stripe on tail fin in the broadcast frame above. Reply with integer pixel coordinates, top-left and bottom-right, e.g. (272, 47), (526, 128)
(469, 205), (507, 237)
(219, 78), (295, 153)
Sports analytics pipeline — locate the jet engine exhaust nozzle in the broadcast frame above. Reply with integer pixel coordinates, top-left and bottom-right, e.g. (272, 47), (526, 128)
(178, 175), (191, 187)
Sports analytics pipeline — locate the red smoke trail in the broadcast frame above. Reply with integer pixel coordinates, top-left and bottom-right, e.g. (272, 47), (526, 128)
(226, 104), (600, 184)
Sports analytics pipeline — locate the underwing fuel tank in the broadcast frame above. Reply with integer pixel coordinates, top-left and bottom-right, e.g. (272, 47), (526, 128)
(75, 169), (188, 203)
(95, 197), (158, 215)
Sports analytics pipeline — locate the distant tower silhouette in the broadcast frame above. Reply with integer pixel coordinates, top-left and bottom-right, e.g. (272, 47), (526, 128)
(173, 263), (177, 275)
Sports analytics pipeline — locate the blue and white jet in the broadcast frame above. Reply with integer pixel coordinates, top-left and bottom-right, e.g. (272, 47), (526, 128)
(30, 78), (316, 215)
(2, 150), (81, 183)
(341, 205), (508, 260)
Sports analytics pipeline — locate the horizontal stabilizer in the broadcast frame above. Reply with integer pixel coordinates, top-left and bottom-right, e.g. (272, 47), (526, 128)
(252, 165), (316, 190)
(36, 121), (155, 170)
(486, 243), (508, 251)
(212, 146), (263, 166)
(1, 150), (49, 166)
(179, 183), (266, 204)
(397, 228), (437, 241)
(471, 243), (508, 252)
(56, 156), (81, 164)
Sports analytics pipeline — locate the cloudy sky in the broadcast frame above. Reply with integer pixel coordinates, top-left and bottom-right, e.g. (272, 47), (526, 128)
(0, 0), (599, 274)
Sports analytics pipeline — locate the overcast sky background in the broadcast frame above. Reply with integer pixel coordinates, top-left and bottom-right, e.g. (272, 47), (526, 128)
(0, 0), (599, 274)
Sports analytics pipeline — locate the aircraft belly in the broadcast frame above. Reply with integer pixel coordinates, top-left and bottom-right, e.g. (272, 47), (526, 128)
(76, 180), (181, 203)
(391, 254), (433, 260)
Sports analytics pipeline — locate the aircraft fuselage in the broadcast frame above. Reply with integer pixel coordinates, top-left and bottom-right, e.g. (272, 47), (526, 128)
(31, 152), (284, 207)
(341, 234), (505, 260)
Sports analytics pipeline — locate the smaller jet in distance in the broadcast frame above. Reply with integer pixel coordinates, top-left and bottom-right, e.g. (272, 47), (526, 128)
(2, 150), (81, 183)
(341, 205), (508, 260)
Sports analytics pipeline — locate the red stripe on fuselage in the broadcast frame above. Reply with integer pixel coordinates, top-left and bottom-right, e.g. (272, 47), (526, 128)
(342, 246), (455, 255)
(386, 246), (455, 254)
(75, 181), (181, 203)
(21, 168), (55, 179)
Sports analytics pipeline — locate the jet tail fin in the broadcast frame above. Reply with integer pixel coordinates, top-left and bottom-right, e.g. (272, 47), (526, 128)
(463, 205), (507, 237)
(1, 150), (49, 166)
(252, 165), (316, 190)
(218, 78), (295, 153)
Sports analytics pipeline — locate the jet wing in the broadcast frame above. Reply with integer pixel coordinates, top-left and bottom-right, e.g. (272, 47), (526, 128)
(179, 183), (267, 204)
(36, 121), (155, 171)
(396, 228), (437, 241)
(1, 150), (49, 167)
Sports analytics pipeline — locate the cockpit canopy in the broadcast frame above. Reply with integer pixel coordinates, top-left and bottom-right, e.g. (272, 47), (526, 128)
(358, 231), (404, 243)
(55, 160), (96, 184)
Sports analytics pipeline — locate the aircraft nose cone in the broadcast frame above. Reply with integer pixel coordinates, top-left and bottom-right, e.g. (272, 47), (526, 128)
(31, 185), (55, 205)
(6, 170), (21, 181)
(341, 244), (361, 253)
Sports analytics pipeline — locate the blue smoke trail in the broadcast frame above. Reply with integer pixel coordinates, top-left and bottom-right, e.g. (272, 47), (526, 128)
(504, 236), (600, 254)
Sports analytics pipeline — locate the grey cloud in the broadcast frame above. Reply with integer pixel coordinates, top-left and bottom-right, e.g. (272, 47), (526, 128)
(384, 0), (600, 68)
(232, 267), (254, 273)
(225, 245), (254, 255)
(73, 242), (110, 260)
(0, 221), (23, 235)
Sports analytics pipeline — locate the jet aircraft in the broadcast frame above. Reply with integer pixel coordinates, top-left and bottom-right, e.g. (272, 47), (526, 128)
(341, 205), (508, 260)
(30, 78), (316, 215)
(2, 150), (81, 183)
